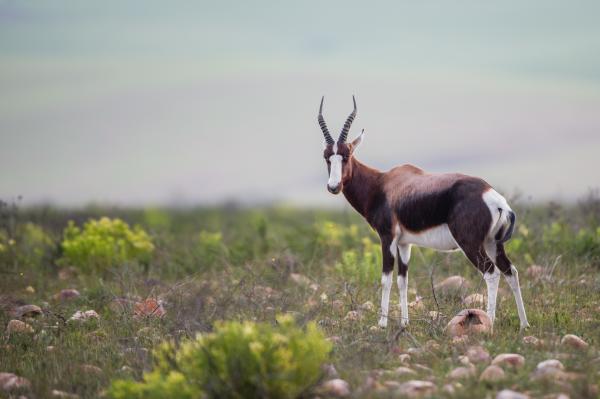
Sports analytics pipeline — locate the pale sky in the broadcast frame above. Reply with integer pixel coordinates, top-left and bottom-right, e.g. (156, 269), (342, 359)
(1, 1), (599, 206)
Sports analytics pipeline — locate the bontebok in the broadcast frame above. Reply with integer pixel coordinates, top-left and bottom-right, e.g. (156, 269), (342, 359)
(318, 96), (529, 330)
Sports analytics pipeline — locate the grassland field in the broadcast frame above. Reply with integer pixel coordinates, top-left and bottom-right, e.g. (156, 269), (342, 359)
(0, 194), (599, 399)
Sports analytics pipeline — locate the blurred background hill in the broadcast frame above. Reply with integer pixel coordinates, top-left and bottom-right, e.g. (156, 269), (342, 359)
(1, 1), (599, 207)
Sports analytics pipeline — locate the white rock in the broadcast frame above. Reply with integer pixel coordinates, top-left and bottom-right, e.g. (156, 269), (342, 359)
(561, 334), (589, 350)
(496, 389), (529, 399)
(360, 301), (375, 312)
(396, 380), (437, 397)
(466, 345), (490, 363)
(320, 379), (351, 397)
(536, 359), (564, 372)
(491, 353), (525, 368)
(6, 320), (34, 335)
(479, 365), (505, 382)
(448, 366), (475, 380)
(463, 293), (485, 306)
(394, 366), (417, 376)
(0, 372), (31, 392)
(69, 310), (99, 322)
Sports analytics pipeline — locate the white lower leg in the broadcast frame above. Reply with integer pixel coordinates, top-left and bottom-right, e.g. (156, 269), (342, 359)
(397, 273), (409, 327)
(379, 272), (393, 328)
(504, 265), (530, 329)
(483, 267), (501, 324)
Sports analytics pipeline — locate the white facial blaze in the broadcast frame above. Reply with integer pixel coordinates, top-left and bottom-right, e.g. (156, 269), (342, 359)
(327, 154), (343, 189)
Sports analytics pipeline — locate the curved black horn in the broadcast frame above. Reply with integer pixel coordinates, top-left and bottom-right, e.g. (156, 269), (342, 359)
(318, 96), (335, 145)
(338, 95), (357, 143)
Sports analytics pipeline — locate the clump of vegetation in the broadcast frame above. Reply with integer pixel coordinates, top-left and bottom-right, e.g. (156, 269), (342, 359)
(195, 231), (228, 268)
(109, 315), (331, 399)
(17, 222), (55, 269)
(315, 221), (362, 253)
(335, 238), (380, 286)
(59, 217), (154, 272)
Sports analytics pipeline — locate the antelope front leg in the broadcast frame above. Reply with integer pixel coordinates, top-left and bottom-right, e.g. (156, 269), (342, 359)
(378, 238), (396, 328)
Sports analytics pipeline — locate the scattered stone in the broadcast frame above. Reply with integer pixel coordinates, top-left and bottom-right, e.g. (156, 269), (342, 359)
(396, 380), (437, 397)
(497, 389), (529, 399)
(526, 265), (545, 279)
(0, 372), (31, 392)
(46, 346), (55, 352)
(383, 380), (401, 390)
(58, 267), (77, 280)
(492, 353), (525, 369)
(442, 383), (461, 395)
(536, 359), (564, 372)
(289, 273), (311, 287)
(522, 335), (541, 347)
(6, 320), (34, 335)
(332, 300), (345, 312)
(466, 345), (490, 364)
(457, 356), (473, 367)
(51, 389), (79, 398)
(80, 364), (103, 376)
(320, 379), (350, 397)
(133, 299), (166, 319)
(360, 301), (375, 312)
(55, 289), (81, 301)
(394, 366), (417, 376)
(479, 365), (505, 382)
(398, 353), (411, 364)
(424, 340), (440, 352)
(435, 276), (469, 295)
(10, 305), (42, 319)
(560, 334), (588, 350)
(322, 364), (339, 379)
(69, 310), (99, 322)
(463, 293), (485, 306)
(408, 296), (425, 310)
(412, 364), (433, 374)
(344, 310), (361, 321)
(451, 335), (470, 345)
(24, 286), (35, 294)
(446, 309), (492, 336)
(448, 366), (475, 380)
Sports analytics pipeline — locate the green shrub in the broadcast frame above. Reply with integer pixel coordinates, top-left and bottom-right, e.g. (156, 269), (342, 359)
(59, 217), (154, 272)
(196, 231), (228, 269)
(315, 221), (361, 253)
(17, 222), (55, 268)
(108, 315), (331, 399)
(335, 238), (381, 285)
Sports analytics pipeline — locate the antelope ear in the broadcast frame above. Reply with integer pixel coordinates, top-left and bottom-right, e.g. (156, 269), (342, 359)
(351, 129), (364, 150)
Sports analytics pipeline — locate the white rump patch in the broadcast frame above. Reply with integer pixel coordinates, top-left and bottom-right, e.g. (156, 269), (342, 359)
(327, 154), (343, 189)
(399, 224), (458, 251)
(482, 189), (513, 238)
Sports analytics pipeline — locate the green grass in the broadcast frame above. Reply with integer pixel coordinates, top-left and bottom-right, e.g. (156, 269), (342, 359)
(0, 198), (599, 398)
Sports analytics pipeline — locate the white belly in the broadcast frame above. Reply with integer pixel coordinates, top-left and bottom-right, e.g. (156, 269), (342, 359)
(399, 224), (459, 251)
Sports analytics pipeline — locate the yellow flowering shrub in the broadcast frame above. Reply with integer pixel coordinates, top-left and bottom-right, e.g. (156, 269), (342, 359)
(108, 315), (331, 399)
(335, 238), (381, 285)
(59, 217), (154, 272)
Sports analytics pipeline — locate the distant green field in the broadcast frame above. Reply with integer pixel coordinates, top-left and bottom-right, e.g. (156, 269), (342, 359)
(0, 196), (599, 398)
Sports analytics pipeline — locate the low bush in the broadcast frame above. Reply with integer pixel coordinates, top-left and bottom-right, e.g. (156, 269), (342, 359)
(335, 238), (381, 286)
(108, 315), (331, 399)
(59, 217), (154, 272)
